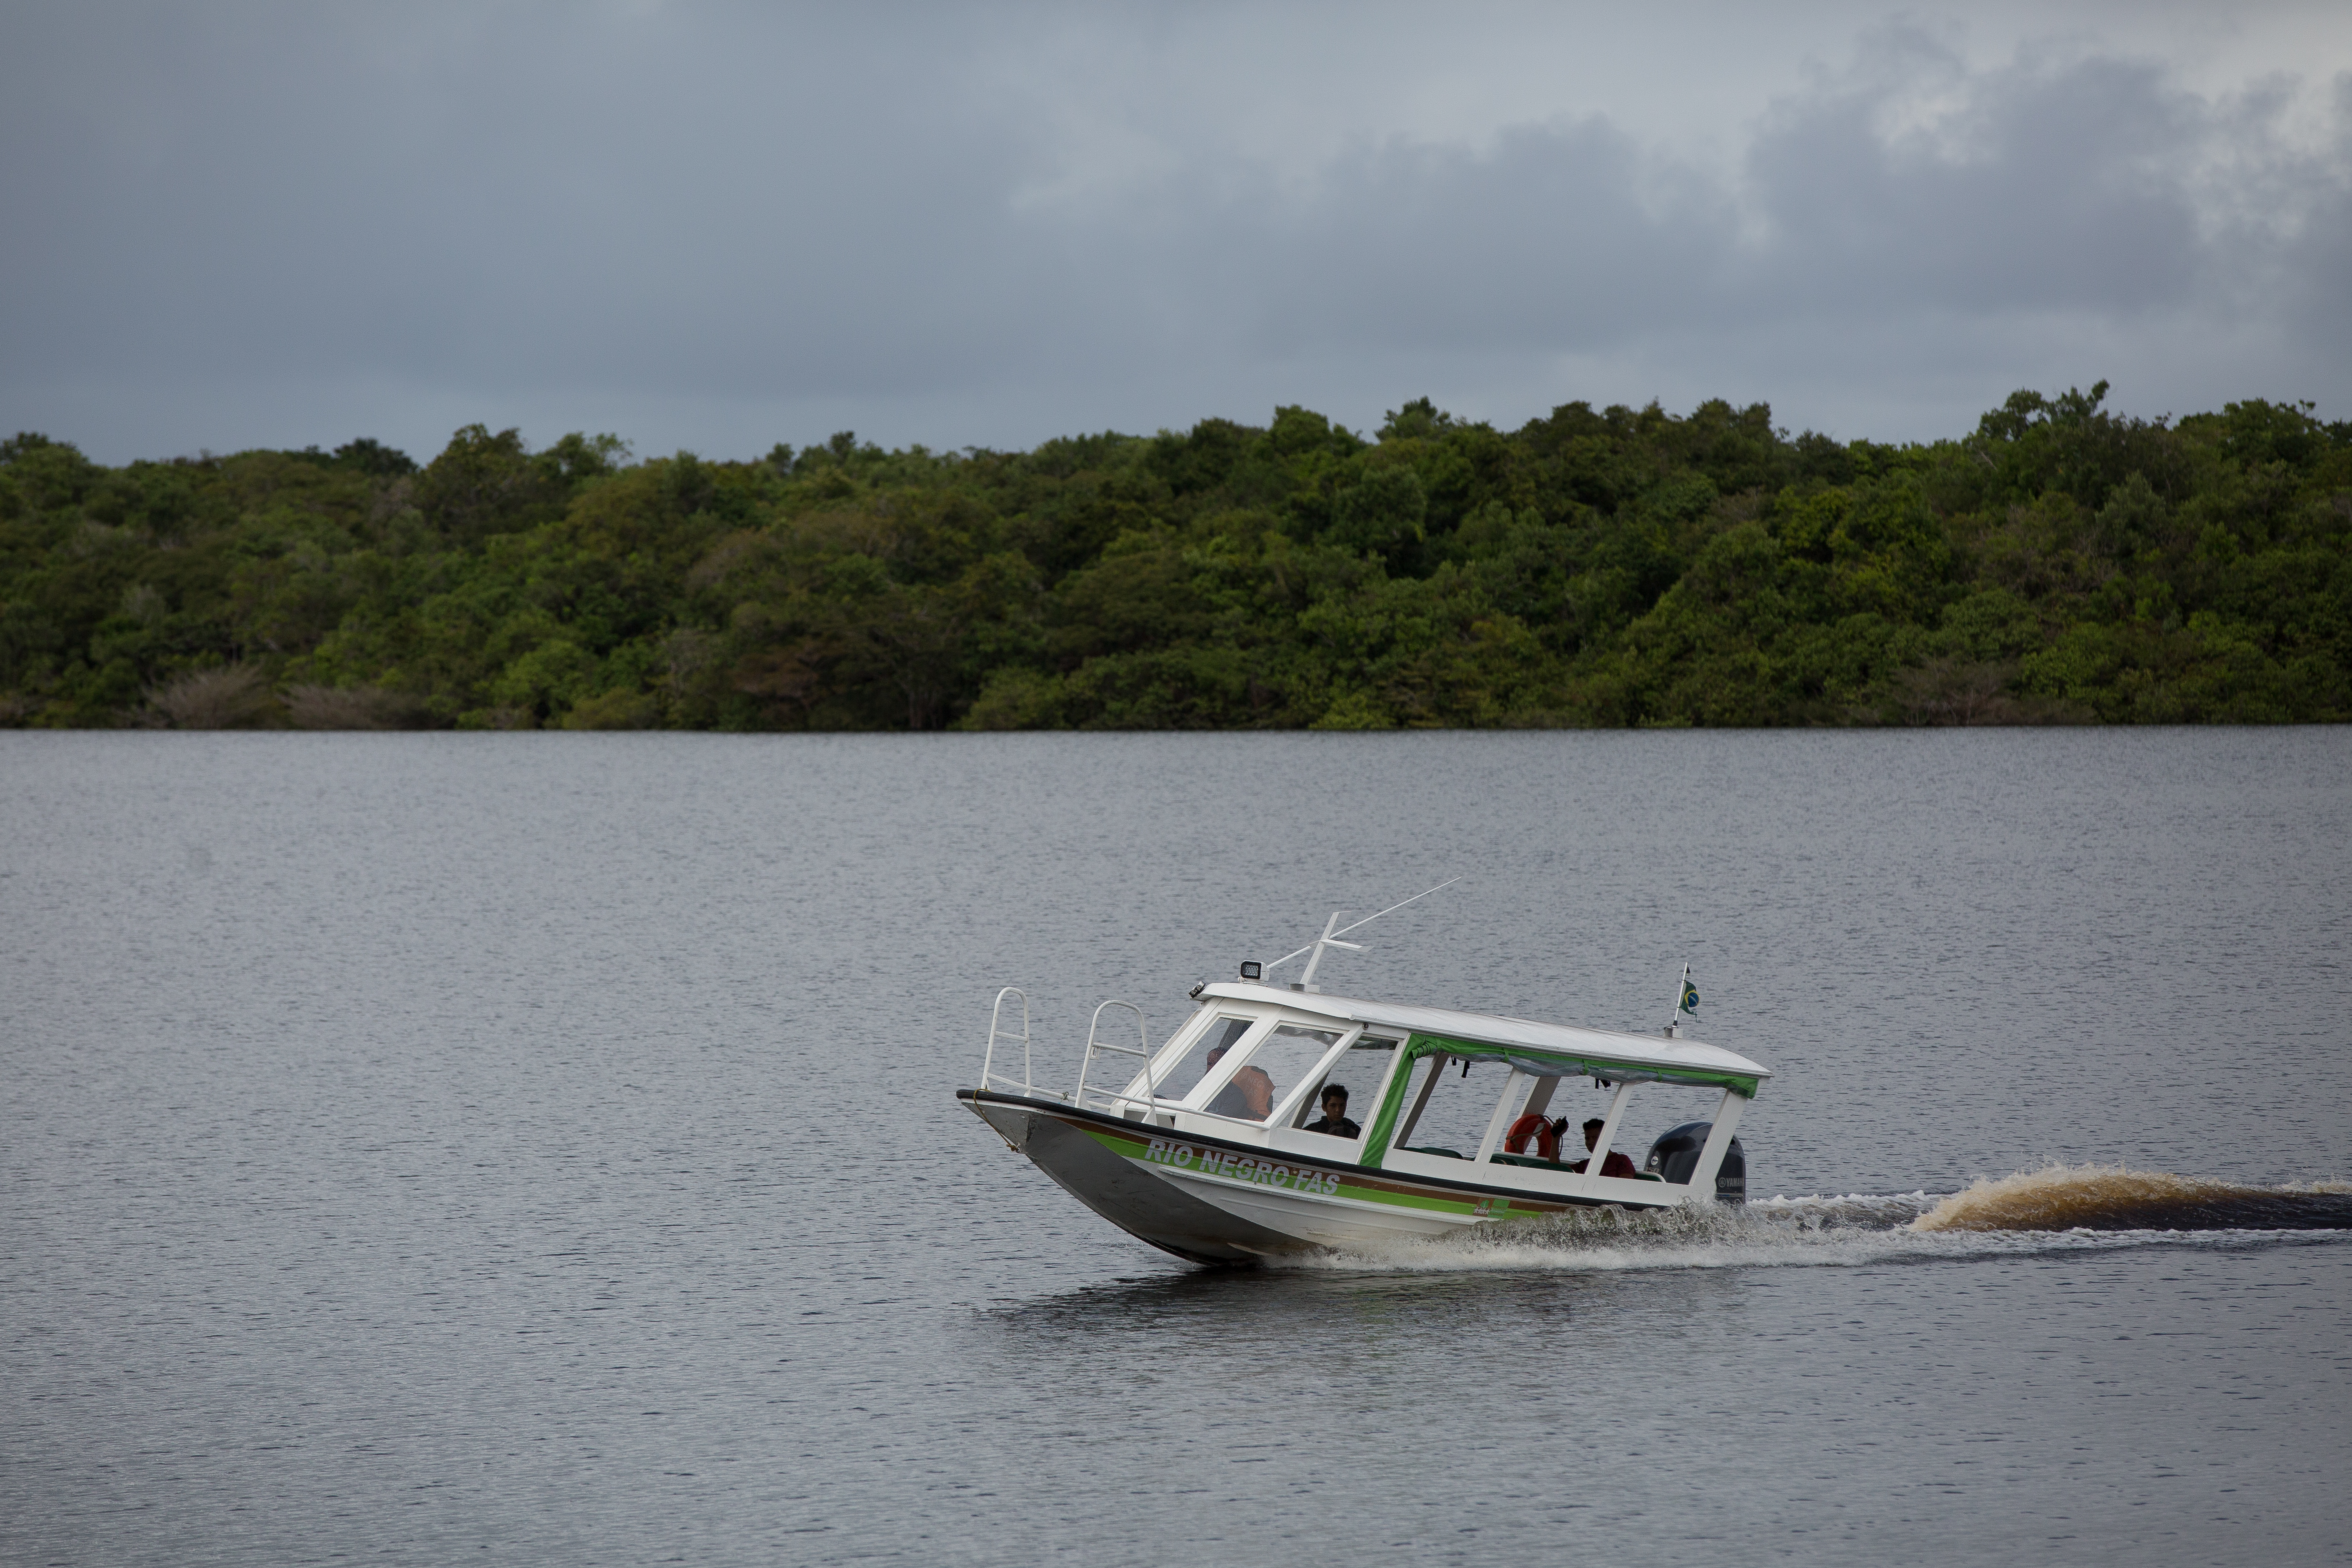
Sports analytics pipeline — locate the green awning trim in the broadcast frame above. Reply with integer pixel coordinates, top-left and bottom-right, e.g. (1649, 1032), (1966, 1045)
(1361, 1032), (1759, 1167)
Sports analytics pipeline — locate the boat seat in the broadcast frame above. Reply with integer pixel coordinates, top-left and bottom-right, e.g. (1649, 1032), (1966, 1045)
(1399, 1145), (1465, 1159)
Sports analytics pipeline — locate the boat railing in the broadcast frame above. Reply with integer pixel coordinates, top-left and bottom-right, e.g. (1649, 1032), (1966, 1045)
(1073, 1000), (1156, 1117)
(979, 987), (1058, 1098)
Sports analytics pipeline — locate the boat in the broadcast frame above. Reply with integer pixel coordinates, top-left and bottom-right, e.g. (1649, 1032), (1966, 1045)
(956, 902), (1769, 1264)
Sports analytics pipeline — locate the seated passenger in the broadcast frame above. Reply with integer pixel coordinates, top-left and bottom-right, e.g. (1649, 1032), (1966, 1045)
(1203, 1044), (1273, 1120)
(1567, 1116), (1639, 1178)
(1303, 1085), (1360, 1139)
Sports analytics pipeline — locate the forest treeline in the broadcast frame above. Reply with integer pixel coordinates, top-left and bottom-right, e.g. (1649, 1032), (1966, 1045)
(2, 385), (2348, 731)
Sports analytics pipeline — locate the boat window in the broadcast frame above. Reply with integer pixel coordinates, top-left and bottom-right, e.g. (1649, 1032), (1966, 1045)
(1205, 1023), (1342, 1123)
(1390, 1053), (1511, 1158)
(1149, 1016), (1259, 1104)
(1623, 1083), (1734, 1182)
(1291, 1036), (1395, 1141)
(1487, 1078), (1648, 1170)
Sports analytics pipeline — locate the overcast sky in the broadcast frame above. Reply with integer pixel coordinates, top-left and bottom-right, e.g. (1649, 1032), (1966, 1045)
(3, 1), (2347, 465)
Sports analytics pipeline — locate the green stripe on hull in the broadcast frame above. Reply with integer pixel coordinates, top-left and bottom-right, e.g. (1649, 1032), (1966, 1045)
(1074, 1120), (1527, 1221)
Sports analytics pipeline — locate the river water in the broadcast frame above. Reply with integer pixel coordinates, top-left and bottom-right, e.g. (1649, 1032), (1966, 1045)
(4, 729), (2348, 1566)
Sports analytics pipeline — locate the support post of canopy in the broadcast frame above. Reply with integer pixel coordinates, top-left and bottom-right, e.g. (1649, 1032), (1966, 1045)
(1583, 1079), (1634, 1181)
(1684, 1087), (1747, 1202)
(1390, 1052), (1448, 1156)
(1356, 1038), (1414, 1145)
(1474, 1068), (1531, 1164)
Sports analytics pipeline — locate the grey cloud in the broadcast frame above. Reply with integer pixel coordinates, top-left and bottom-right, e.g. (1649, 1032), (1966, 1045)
(0, 5), (2345, 462)
(1229, 120), (1735, 354)
(0, 7), (1044, 388)
(1142, 32), (2350, 426)
(1740, 43), (2207, 314)
(1132, 32), (2334, 351)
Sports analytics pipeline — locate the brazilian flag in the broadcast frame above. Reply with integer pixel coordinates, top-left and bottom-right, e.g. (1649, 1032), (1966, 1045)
(1679, 979), (1699, 1015)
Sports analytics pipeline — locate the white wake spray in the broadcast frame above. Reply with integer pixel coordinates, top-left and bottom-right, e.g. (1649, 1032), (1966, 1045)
(1272, 1168), (2352, 1274)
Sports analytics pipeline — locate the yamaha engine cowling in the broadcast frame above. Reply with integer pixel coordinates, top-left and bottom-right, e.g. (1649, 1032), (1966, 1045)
(1644, 1121), (1746, 1204)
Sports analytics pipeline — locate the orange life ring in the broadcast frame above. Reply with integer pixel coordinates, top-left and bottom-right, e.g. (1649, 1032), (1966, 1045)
(1504, 1113), (1563, 1162)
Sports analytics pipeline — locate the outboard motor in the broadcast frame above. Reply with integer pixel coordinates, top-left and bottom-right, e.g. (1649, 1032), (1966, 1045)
(1644, 1120), (1746, 1205)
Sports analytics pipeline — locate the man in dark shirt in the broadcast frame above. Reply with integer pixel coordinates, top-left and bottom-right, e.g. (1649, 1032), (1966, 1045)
(1568, 1116), (1639, 1178)
(1303, 1085), (1360, 1139)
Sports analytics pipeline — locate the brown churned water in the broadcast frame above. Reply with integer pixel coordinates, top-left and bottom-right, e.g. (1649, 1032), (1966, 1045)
(1914, 1166), (2352, 1232)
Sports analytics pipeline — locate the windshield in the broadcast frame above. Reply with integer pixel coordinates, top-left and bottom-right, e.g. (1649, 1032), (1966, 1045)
(1149, 1016), (1258, 1104)
(1202, 1023), (1343, 1123)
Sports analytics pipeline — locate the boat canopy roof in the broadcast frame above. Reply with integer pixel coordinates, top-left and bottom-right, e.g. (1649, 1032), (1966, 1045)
(1195, 981), (1771, 1096)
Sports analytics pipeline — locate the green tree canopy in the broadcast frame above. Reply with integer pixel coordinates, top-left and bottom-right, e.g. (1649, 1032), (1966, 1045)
(2, 391), (2345, 730)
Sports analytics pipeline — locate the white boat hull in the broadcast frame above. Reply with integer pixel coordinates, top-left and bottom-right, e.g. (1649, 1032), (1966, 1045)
(961, 1088), (1675, 1264)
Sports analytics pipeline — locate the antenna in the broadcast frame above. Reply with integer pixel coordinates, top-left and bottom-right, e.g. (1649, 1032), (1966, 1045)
(1263, 877), (1461, 992)
(1296, 911), (1361, 990)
